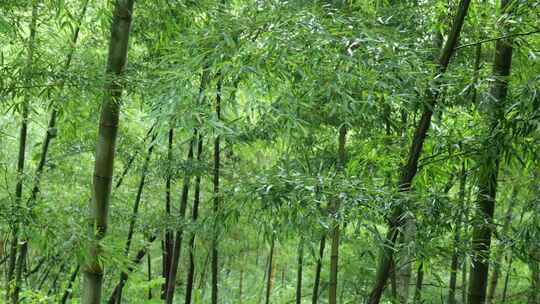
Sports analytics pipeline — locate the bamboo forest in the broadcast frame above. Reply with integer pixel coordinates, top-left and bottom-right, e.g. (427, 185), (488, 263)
(1, 0), (540, 303)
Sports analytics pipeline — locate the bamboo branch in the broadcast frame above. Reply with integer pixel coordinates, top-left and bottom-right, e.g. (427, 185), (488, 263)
(455, 30), (540, 50)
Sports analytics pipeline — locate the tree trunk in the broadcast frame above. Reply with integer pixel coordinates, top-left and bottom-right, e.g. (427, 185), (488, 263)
(462, 255), (468, 304)
(11, 242), (28, 304)
(165, 135), (195, 304)
(47, 262), (66, 296)
(459, 44), (481, 304)
(56, 123), (154, 301)
(162, 126), (174, 299)
(486, 188), (517, 304)
(27, 0), (89, 207)
(26, 256), (46, 278)
(328, 125), (347, 304)
(37, 265), (51, 290)
(328, 213), (341, 303)
(82, 1), (136, 303)
(185, 133), (204, 304)
(312, 235), (326, 304)
(239, 267), (244, 304)
(107, 235), (157, 303)
(60, 265), (80, 304)
(113, 131), (157, 303)
(470, 43), (482, 105)
(197, 251), (210, 291)
(265, 237), (275, 304)
(296, 238), (304, 304)
(148, 251), (153, 300)
(390, 259), (397, 301)
(500, 252), (512, 304)
(467, 1), (513, 303)
(528, 192), (539, 304)
(114, 123), (156, 190)
(281, 265), (285, 287)
(165, 68), (210, 304)
(501, 205), (527, 304)
(211, 75), (223, 304)
(413, 261), (424, 303)
(366, 1), (470, 303)
(529, 256), (539, 304)
(396, 216), (415, 304)
(6, 2), (39, 301)
(448, 162), (468, 304)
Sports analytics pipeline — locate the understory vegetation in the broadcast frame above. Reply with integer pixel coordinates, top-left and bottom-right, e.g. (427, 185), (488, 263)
(0, 0), (539, 303)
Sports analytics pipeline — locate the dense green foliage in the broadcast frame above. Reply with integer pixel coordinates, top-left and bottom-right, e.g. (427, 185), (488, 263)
(0, 0), (539, 303)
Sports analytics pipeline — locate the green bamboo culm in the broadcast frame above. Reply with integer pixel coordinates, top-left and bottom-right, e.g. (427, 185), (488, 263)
(467, 0), (514, 303)
(6, 1), (39, 302)
(82, 1), (136, 303)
